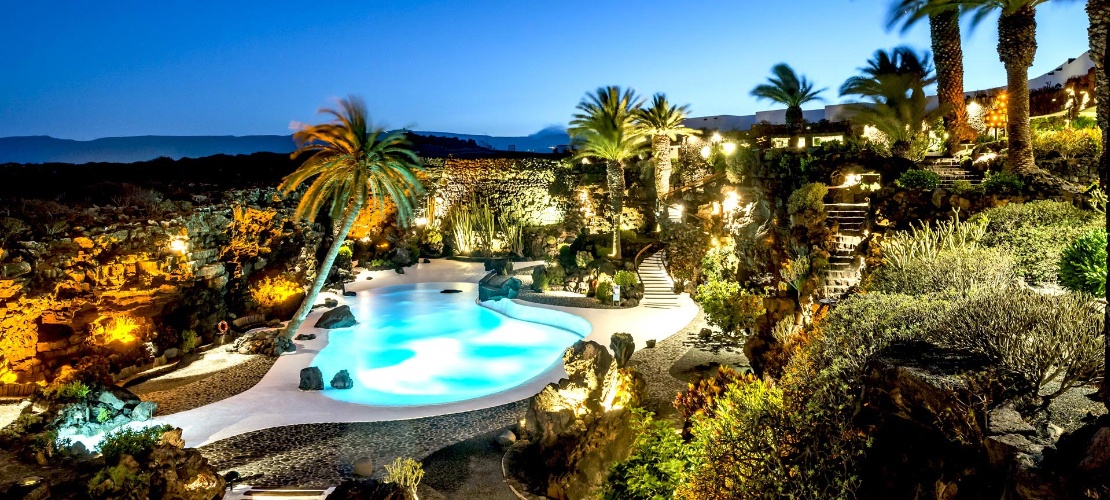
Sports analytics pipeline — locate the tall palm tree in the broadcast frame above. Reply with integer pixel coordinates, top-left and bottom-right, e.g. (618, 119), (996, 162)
(950, 0), (1056, 173)
(842, 48), (945, 159)
(635, 94), (699, 221)
(888, 0), (976, 154)
(1087, 0), (1110, 411)
(278, 96), (424, 344)
(569, 86), (647, 258)
(750, 64), (826, 132)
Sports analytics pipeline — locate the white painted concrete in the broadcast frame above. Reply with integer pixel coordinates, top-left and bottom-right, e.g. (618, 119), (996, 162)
(156, 259), (696, 447)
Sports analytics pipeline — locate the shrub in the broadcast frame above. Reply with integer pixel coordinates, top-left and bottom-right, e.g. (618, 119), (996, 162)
(878, 213), (987, 270)
(87, 463), (150, 499)
(97, 425), (173, 464)
(248, 275), (303, 316)
(869, 246), (1014, 296)
(1059, 228), (1107, 295)
(1032, 127), (1101, 160)
(383, 457), (424, 498)
(975, 201), (1102, 285)
(596, 281), (616, 303)
(180, 329), (198, 353)
(531, 266), (550, 292)
(602, 409), (689, 500)
(334, 245), (353, 270)
(896, 169), (940, 190)
(673, 366), (751, 435)
(982, 170), (1024, 194)
(929, 287), (1103, 404)
(614, 269), (638, 288)
(695, 279), (765, 346)
(949, 179), (980, 196)
(44, 380), (90, 401)
(546, 265), (566, 289)
(700, 243), (739, 281)
(787, 183), (829, 216)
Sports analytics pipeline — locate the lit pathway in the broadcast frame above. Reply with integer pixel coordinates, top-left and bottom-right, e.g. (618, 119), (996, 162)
(156, 259), (696, 447)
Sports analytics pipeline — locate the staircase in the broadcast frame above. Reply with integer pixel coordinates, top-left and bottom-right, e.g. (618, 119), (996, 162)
(822, 203), (869, 299)
(922, 157), (982, 188)
(637, 251), (682, 310)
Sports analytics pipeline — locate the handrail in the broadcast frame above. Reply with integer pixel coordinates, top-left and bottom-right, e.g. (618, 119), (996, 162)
(659, 172), (726, 202)
(633, 241), (664, 288)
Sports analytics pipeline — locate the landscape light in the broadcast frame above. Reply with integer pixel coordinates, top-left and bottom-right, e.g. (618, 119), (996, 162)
(700, 145), (712, 159)
(710, 132), (723, 143)
(169, 236), (188, 255)
(722, 142), (737, 155)
(415, 217), (428, 227)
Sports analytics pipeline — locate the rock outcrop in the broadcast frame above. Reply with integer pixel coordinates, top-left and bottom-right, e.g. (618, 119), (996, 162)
(314, 305), (356, 329)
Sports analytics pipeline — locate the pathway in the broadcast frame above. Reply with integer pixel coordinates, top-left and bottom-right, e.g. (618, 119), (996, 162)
(823, 203), (868, 298)
(922, 156), (983, 188)
(638, 250), (682, 310)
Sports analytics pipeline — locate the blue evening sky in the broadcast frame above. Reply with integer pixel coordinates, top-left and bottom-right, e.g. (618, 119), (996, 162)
(0, 0), (1090, 139)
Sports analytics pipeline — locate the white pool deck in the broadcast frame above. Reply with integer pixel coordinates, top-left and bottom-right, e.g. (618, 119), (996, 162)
(157, 259), (697, 447)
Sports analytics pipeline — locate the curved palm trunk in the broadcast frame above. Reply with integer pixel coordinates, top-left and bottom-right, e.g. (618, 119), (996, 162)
(653, 134), (672, 221)
(1088, 0), (1110, 411)
(280, 199), (364, 343)
(607, 160), (626, 258)
(931, 10), (974, 154)
(998, 6), (1038, 174)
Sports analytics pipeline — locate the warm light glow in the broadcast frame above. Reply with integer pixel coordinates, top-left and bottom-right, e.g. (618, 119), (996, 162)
(843, 174), (861, 188)
(169, 236), (188, 255)
(796, 137), (805, 149)
(710, 132), (723, 143)
(250, 275), (302, 311)
(700, 145), (711, 159)
(722, 142), (737, 155)
(415, 217), (429, 227)
(92, 316), (140, 345)
(722, 191), (740, 213)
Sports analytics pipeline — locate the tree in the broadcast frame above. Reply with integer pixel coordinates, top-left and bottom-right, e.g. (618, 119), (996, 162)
(569, 86), (647, 257)
(888, 0), (976, 154)
(750, 64), (826, 132)
(841, 47), (945, 159)
(279, 96), (424, 343)
(635, 94), (699, 222)
(1088, 0), (1110, 411)
(952, 0), (1056, 173)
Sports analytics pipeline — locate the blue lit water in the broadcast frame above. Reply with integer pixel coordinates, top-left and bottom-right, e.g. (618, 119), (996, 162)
(312, 282), (584, 406)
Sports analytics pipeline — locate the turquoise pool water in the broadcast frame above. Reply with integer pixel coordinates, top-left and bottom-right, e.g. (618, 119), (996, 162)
(312, 282), (585, 406)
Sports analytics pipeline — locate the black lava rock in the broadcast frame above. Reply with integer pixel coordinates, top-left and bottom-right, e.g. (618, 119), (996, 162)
(299, 367), (324, 390)
(315, 305), (357, 328)
(331, 369), (354, 390)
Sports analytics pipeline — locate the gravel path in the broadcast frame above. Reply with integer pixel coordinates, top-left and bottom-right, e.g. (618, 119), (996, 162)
(130, 351), (276, 416)
(627, 309), (700, 417)
(197, 400), (528, 489)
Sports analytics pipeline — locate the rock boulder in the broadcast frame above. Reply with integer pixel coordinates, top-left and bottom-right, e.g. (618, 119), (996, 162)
(299, 367), (324, 391)
(314, 305), (356, 329)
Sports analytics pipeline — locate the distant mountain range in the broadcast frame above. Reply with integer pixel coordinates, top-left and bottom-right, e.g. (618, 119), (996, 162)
(0, 127), (571, 164)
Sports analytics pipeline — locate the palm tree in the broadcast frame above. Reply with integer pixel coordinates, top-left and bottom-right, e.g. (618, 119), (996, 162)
(635, 94), (699, 222)
(750, 64), (826, 132)
(568, 86), (647, 257)
(949, 0), (1055, 173)
(888, 0), (976, 154)
(278, 96), (424, 344)
(1087, 0), (1110, 411)
(842, 48), (945, 159)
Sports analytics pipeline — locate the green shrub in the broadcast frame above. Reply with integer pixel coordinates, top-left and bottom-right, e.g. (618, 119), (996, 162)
(787, 183), (829, 216)
(878, 213), (987, 270)
(614, 270), (638, 288)
(531, 266), (550, 292)
(97, 425), (173, 464)
(1032, 127), (1101, 159)
(602, 409), (689, 500)
(97, 407), (110, 424)
(383, 457), (424, 498)
(695, 279), (765, 344)
(700, 244), (739, 281)
(975, 201), (1102, 285)
(44, 380), (90, 401)
(1059, 228), (1107, 296)
(896, 169), (940, 190)
(869, 246), (1014, 296)
(596, 281), (616, 303)
(949, 179), (980, 195)
(546, 265), (566, 288)
(180, 329), (198, 353)
(929, 287), (1103, 404)
(87, 463), (150, 499)
(982, 170), (1024, 194)
(334, 245), (353, 269)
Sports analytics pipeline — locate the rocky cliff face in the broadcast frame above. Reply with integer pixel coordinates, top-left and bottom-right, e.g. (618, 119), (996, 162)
(0, 188), (321, 388)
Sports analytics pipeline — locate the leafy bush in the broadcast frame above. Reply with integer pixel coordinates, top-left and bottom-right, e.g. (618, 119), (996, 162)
(949, 179), (981, 196)
(97, 407), (110, 424)
(1033, 127), (1101, 159)
(982, 170), (1024, 194)
(614, 269), (638, 288)
(700, 243), (739, 281)
(596, 281), (616, 303)
(602, 409), (689, 500)
(546, 265), (566, 289)
(87, 463), (151, 499)
(869, 246), (1014, 296)
(930, 288), (1103, 404)
(673, 366), (751, 436)
(531, 266), (550, 292)
(975, 201), (1102, 285)
(1059, 228), (1107, 295)
(44, 380), (90, 401)
(695, 279), (765, 343)
(334, 245), (353, 270)
(787, 183), (829, 216)
(896, 169), (940, 190)
(97, 425), (173, 464)
(180, 329), (198, 353)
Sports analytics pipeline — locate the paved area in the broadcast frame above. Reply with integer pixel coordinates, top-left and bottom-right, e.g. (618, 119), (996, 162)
(130, 351), (276, 416)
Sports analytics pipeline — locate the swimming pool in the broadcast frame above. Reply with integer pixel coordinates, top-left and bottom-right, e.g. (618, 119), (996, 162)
(311, 282), (588, 406)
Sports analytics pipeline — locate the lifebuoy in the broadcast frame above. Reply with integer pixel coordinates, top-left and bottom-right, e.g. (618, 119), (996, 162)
(217, 320), (229, 334)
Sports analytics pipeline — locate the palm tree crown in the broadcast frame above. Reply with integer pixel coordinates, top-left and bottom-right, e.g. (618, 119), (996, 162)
(842, 48), (944, 159)
(635, 94), (698, 140)
(750, 64), (826, 130)
(840, 47), (936, 98)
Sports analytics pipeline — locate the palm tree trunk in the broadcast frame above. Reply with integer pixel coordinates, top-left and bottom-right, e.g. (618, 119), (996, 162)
(785, 106), (803, 133)
(607, 160), (625, 258)
(280, 199), (364, 343)
(930, 10), (974, 154)
(998, 6), (1038, 174)
(653, 134), (672, 222)
(1088, 0), (1110, 411)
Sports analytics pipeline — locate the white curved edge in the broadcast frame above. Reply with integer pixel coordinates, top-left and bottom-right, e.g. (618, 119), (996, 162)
(477, 297), (593, 338)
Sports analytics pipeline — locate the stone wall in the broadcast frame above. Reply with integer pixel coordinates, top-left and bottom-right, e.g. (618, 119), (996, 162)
(428, 157), (569, 226)
(0, 188), (320, 387)
(1038, 157), (1099, 186)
